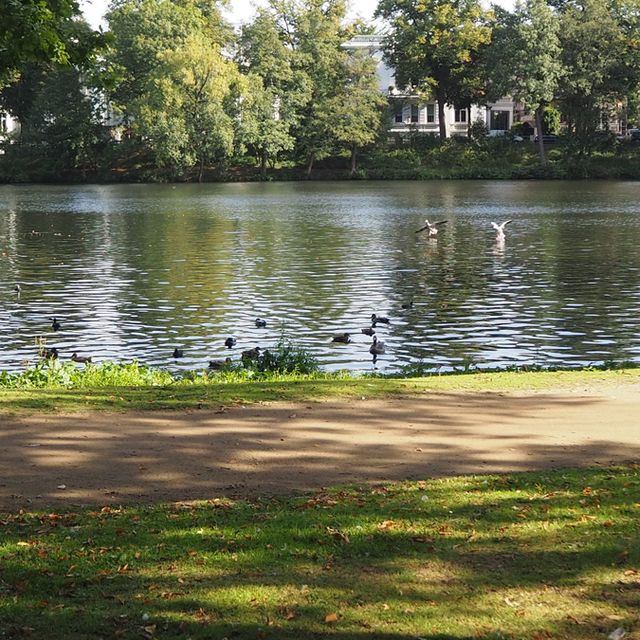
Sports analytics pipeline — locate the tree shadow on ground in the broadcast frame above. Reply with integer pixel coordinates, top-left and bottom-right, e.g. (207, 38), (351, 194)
(1, 389), (638, 509)
(0, 465), (638, 639)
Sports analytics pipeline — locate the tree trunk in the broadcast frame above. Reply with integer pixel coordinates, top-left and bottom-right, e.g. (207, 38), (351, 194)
(198, 157), (205, 182)
(306, 152), (315, 179)
(437, 90), (447, 140)
(535, 105), (546, 164)
(260, 149), (267, 179)
(349, 145), (357, 177)
(467, 106), (472, 137)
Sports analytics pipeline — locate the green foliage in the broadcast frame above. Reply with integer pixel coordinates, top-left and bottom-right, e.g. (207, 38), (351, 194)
(287, 0), (352, 175)
(250, 337), (320, 375)
(376, 0), (493, 139)
(469, 118), (489, 141)
(0, 65), (108, 180)
(542, 105), (561, 135)
(557, 0), (640, 154)
(135, 31), (237, 180)
(320, 50), (386, 174)
(0, 0), (86, 85)
(0, 360), (175, 389)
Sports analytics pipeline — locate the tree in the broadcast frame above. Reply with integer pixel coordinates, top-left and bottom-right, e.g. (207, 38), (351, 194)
(106, 0), (236, 179)
(556, 0), (640, 153)
(288, 0), (351, 176)
(485, 0), (564, 162)
(106, 0), (229, 112)
(376, 0), (493, 140)
(1, 18), (103, 126)
(321, 50), (385, 175)
(0, 0), (86, 85)
(236, 10), (305, 176)
(2, 65), (106, 179)
(232, 74), (296, 177)
(134, 31), (237, 180)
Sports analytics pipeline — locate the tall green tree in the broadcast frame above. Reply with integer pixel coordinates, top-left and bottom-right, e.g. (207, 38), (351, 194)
(485, 0), (564, 162)
(376, 0), (493, 140)
(106, 0), (236, 179)
(556, 0), (635, 153)
(2, 65), (106, 178)
(322, 50), (385, 175)
(1, 18), (103, 126)
(106, 0), (229, 113)
(232, 74), (296, 177)
(236, 10), (306, 176)
(134, 31), (237, 180)
(289, 0), (350, 176)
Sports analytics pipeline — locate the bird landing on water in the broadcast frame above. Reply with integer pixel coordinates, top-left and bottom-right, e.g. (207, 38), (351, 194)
(416, 219), (447, 237)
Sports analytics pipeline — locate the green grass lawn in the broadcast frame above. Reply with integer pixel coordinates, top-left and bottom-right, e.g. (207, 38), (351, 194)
(1, 367), (639, 415)
(0, 466), (638, 639)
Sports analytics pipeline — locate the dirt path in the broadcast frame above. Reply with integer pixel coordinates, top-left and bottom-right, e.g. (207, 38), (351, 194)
(2, 381), (639, 510)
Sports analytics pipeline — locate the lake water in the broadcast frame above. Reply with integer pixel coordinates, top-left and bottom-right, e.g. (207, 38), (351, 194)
(2, 180), (640, 373)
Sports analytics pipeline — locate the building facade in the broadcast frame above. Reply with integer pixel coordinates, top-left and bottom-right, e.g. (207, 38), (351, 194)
(0, 110), (20, 148)
(342, 35), (515, 138)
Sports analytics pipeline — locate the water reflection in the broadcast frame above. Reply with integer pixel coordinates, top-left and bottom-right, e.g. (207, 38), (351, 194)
(1, 181), (640, 373)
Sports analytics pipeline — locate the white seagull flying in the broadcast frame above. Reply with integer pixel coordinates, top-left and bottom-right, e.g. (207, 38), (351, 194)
(416, 219), (447, 237)
(491, 220), (512, 240)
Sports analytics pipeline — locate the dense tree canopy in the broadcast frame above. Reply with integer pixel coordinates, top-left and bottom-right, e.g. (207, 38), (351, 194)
(5, 0), (640, 181)
(376, 0), (493, 139)
(486, 0), (564, 161)
(1, 0), (75, 79)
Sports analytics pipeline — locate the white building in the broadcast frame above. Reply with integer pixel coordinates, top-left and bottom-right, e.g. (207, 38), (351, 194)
(342, 35), (515, 137)
(0, 110), (20, 148)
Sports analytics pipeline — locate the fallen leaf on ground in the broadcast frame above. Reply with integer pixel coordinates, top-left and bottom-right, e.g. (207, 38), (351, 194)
(324, 613), (338, 623)
(326, 527), (349, 544)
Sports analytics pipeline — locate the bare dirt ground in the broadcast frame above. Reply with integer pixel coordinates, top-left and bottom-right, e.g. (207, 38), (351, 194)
(1, 380), (639, 511)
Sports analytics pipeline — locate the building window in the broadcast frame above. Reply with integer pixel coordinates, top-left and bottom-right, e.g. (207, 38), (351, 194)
(426, 103), (436, 123)
(410, 105), (419, 123)
(490, 110), (509, 131)
(454, 108), (467, 123)
(0, 112), (7, 134)
(394, 105), (404, 123)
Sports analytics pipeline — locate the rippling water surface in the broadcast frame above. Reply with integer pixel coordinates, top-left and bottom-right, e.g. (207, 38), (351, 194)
(2, 181), (640, 373)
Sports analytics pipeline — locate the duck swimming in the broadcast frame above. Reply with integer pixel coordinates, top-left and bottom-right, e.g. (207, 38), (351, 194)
(71, 352), (92, 363)
(224, 337), (237, 348)
(369, 336), (386, 356)
(241, 346), (261, 362)
(51, 317), (61, 332)
(332, 333), (351, 343)
(371, 314), (390, 325)
(255, 318), (267, 328)
(172, 348), (184, 358)
(41, 347), (59, 359)
(209, 357), (232, 370)
(361, 327), (375, 336)
(416, 219), (447, 237)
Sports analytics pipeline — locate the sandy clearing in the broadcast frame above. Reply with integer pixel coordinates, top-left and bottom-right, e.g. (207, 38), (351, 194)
(1, 382), (639, 510)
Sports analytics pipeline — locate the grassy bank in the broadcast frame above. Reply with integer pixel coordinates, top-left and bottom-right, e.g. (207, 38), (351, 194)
(1, 361), (639, 414)
(0, 465), (638, 639)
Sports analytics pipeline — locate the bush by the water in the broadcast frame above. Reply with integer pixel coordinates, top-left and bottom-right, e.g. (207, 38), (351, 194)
(0, 338), (321, 389)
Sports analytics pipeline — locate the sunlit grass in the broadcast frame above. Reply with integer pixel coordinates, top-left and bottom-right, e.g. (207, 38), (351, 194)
(0, 465), (638, 639)
(0, 364), (639, 414)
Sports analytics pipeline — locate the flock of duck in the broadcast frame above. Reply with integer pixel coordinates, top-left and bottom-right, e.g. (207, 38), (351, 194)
(10, 217), (513, 370)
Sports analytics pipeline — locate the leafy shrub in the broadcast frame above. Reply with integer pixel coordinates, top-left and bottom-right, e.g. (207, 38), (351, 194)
(0, 360), (175, 389)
